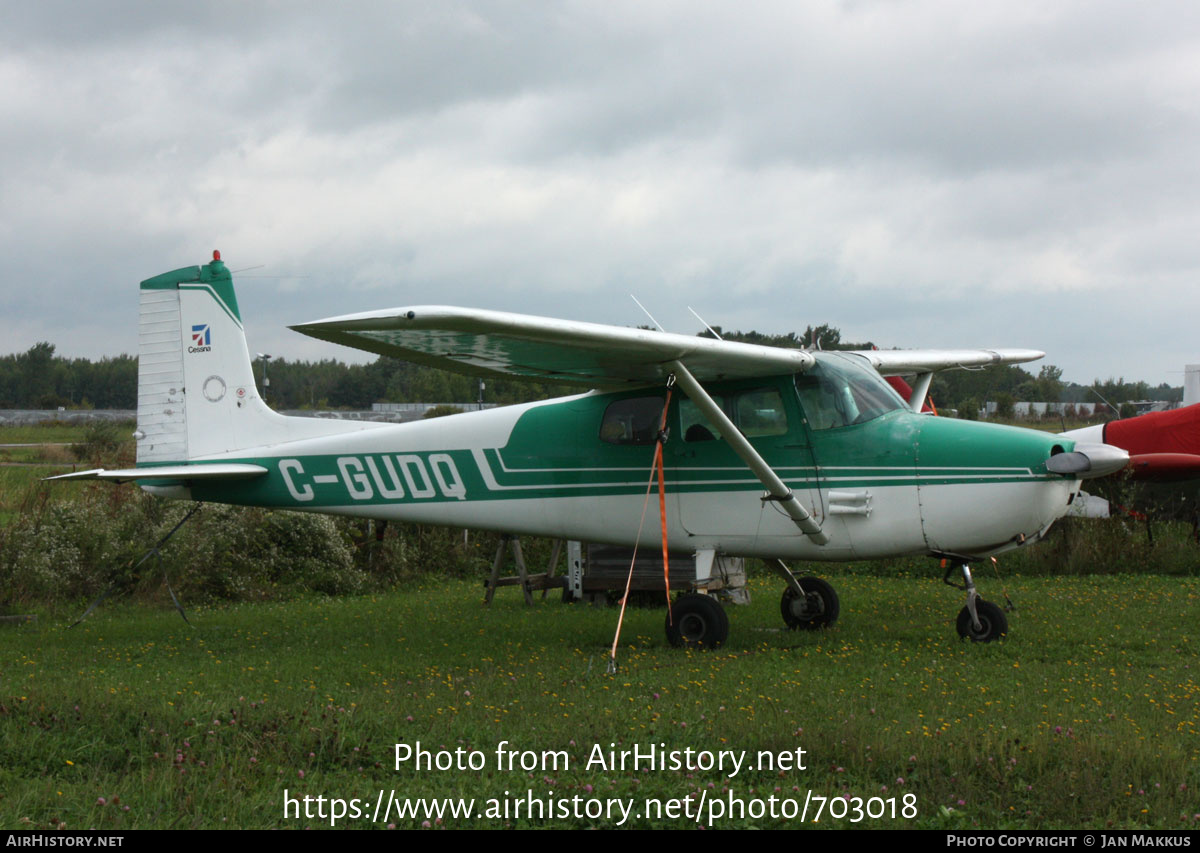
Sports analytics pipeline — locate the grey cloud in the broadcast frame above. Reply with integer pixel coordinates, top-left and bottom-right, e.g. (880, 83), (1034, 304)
(2, 1), (1200, 386)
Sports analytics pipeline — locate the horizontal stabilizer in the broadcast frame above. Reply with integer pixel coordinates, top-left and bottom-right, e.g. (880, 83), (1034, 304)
(45, 463), (269, 484)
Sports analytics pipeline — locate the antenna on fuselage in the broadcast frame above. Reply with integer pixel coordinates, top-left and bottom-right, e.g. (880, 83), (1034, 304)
(630, 295), (666, 332)
(688, 306), (723, 340)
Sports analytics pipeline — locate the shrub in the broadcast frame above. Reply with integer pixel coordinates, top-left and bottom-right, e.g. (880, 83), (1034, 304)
(70, 421), (131, 466)
(0, 487), (367, 605)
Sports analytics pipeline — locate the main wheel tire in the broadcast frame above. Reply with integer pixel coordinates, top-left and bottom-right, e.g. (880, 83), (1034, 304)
(956, 599), (1008, 642)
(780, 576), (840, 629)
(665, 593), (729, 649)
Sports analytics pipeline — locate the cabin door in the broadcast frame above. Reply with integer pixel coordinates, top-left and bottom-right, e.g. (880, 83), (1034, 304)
(672, 384), (826, 539)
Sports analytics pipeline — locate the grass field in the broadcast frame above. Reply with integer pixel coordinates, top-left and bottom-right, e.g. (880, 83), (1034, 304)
(0, 423), (126, 526)
(1, 573), (1197, 830)
(2, 421), (1198, 830)
(0, 424), (96, 445)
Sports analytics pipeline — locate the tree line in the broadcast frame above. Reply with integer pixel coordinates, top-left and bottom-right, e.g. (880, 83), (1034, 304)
(703, 326), (1181, 417)
(0, 343), (138, 409)
(0, 336), (1180, 416)
(0, 342), (573, 410)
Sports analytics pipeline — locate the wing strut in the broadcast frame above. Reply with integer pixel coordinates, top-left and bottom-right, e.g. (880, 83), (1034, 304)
(668, 360), (830, 546)
(908, 372), (933, 413)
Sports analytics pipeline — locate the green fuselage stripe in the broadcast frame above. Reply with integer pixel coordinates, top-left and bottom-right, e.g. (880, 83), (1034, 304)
(179, 448), (1057, 510)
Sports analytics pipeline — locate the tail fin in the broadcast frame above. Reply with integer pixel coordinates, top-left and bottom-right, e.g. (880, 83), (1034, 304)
(136, 252), (371, 463)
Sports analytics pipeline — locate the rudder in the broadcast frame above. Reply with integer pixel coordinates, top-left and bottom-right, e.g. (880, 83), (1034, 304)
(136, 252), (331, 463)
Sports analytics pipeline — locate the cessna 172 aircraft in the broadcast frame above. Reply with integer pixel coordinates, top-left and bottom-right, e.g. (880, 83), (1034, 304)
(53, 253), (1129, 648)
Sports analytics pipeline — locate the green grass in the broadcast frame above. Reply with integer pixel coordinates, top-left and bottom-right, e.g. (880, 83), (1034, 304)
(0, 423), (93, 445)
(0, 422), (86, 525)
(1, 574), (1196, 830)
(0, 467), (72, 527)
(2, 419), (1198, 829)
(0, 421), (134, 467)
(0, 446), (72, 465)
(0, 423), (127, 526)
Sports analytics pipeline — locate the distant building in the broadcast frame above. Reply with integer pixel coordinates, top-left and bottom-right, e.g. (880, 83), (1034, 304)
(985, 401), (1097, 418)
(370, 402), (499, 420)
(1185, 365), (1200, 407)
(0, 405), (502, 428)
(982, 400), (1173, 420)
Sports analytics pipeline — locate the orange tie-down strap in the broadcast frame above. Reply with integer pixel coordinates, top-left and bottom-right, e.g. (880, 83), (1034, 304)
(608, 388), (675, 668)
(656, 389), (674, 622)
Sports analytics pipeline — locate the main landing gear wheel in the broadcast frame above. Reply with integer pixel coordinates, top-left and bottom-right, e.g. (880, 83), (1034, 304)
(665, 593), (729, 649)
(956, 599), (1008, 643)
(780, 576), (840, 630)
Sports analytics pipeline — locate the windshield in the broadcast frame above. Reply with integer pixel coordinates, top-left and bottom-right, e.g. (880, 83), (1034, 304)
(794, 352), (907, 430)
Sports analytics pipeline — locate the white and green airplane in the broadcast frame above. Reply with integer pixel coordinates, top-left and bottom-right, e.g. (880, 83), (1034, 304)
(54, 252), (1128, 647)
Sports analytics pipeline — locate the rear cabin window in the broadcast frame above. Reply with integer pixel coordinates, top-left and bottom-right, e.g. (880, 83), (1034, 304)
(736, 389), (789, 437)
(680, 388), (789, 442)
(680, 395), (725, 442)
(600, 396), (666, 445)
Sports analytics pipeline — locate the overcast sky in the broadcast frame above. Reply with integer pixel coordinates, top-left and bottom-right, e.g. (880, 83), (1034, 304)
(2, 1), (1198, 387)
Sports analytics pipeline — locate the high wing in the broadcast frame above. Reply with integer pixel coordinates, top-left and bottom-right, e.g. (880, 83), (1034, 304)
(854, 348), (1045, 376)
(855, 347), (1044, 413)
(291, 305), (1044, 386)
(291, 306), (814, 385)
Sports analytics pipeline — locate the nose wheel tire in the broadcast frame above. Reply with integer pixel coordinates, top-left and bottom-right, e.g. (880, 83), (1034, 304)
(665, 593), (729, 649)
(956, 599), (1008, 642)
(780, 576), (840, 630)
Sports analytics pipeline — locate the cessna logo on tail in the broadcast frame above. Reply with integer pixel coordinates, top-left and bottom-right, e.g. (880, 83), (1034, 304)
(189, 324), (212, 353)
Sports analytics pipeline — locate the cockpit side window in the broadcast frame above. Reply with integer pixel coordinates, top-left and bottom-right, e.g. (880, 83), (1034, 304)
(795, 373), (852, 431)
(600, 396), (666, 445)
